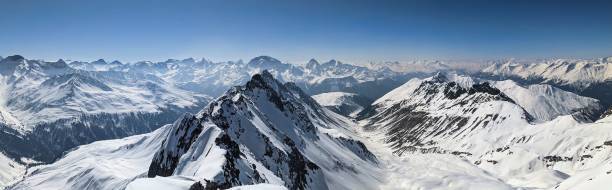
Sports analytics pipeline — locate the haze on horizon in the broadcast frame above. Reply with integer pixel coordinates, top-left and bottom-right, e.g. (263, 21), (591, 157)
(1, 0), (611, 64)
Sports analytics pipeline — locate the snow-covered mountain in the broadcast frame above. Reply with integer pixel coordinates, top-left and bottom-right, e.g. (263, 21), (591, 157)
(361, 72), (612, 189)
(11, 71), (379, 190)
(492, 80), (603, 122)
(312, 92), (371, 118)
(368, 72), (603, 122)
(0, 55), (211, 187)
(363, 73), (534, 155)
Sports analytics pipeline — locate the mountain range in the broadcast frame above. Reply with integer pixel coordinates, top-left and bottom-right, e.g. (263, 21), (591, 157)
(1, 55), (611, 190)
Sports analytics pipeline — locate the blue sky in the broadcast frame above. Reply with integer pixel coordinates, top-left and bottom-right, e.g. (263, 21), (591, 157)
(1, 0), (611, 64)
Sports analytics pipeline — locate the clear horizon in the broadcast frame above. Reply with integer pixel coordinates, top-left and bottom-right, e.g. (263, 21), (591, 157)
(1, 0), (612, 64)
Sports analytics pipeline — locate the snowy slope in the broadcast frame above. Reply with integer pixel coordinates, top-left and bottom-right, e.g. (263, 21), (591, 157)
(9, 124), (173, 190)
(0, 152), (24, 188)
(311, 92), (371, 117)
(126, 177), (287, 190)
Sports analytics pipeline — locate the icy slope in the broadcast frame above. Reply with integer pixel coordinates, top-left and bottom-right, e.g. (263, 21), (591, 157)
(312, 92), (371, 117)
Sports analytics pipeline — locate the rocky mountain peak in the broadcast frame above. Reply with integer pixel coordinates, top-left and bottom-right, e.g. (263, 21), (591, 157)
(306, 58), (320, 70)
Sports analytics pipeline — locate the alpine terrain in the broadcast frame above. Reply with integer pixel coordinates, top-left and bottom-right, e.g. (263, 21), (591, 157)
(1, 56), (611, 190)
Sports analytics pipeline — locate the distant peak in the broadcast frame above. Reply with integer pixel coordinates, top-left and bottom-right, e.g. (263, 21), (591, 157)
(306, 58), (320, 69)
(5, 55), (25, 61)
(93, 59), (107, 64)
(164, 59), (179, 63)
(199, 58), (211, 64)
(308, 58), (319, 65)
(248, 56), (282, 66)
(182, 58), (195, 63)
(110, 60), (122, 65)
(430, 72), (448, 83)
